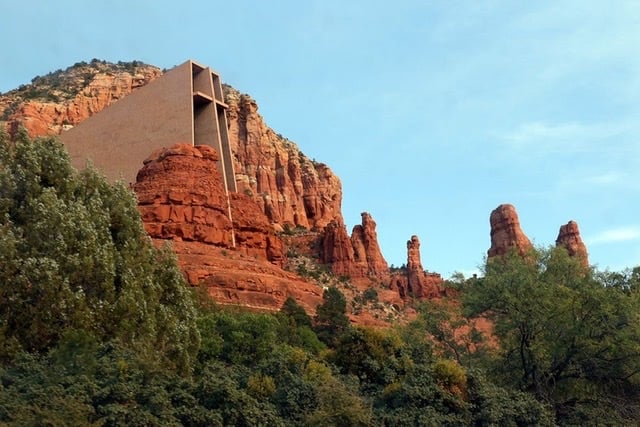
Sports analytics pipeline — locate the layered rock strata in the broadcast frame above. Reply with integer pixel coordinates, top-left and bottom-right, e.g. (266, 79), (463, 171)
(1, 63), (345, 233)
(224, 86), (343, 230)
(2, 61), (162, 137)
(320, 212), (389, 279)
(320, 220), (357, 277)
(351, 213), (389, 277)
(390, 235), (443, 299)
(487, 204), (533, 258)
(134, 144), (234, 248)
(133, 143), (321, 313)
(556, 220), (589, 267)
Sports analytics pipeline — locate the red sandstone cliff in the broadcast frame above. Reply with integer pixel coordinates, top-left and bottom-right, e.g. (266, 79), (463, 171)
(1, 60), (162, 137)
(135, 144), (234, 247)
(320, 220), (357, 277)
(224, 86), (343, 230)
(556, 220), (589, 267)
(487, 204), (533, 258)
(351, 213), (389, 277)
(2, 60), (445, 312)
(1, 62), (344, 233)
(133, 143), (321, 313)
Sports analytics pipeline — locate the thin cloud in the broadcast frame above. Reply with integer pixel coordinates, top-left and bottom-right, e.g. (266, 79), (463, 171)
(588, 226), (640, 245)
(586, 172), (623, 186)
(500, 121), (627, 152)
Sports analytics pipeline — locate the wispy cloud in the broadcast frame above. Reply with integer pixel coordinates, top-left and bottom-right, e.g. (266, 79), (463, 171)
(587, 226), (640, 245)
(586, 172), (624, 186)
(499, 121), (629, 153)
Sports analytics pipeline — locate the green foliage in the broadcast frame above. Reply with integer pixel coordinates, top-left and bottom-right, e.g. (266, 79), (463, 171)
(280, 296), (312, 328)
(0, 131), (637, 425)
(464, 246), (640, 424)
(5, 59), (150, 102)
(0, 131), (199, 371)
(466, 369), (555, 426)
(277, 297), (325, 353)
(314, 286), (350, 346)
(433, 359), (467, 394)
(333, 327), (410, 392)
(198, 309), (278, 366)
(418, 299), (487, 368)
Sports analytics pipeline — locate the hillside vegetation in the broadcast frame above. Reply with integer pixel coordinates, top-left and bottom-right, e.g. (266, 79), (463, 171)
(0, 131), (639, 425)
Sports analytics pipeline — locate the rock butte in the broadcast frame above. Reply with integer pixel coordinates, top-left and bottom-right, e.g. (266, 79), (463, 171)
(2, 64), (344, 232)
(2, 64), (162, 137)
(320, 213), (389, 280)
(134, 143), (322, 313)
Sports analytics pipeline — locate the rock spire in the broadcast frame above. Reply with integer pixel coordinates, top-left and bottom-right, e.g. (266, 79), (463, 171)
(487, 204), (533, 258)
(556, 220), (589, 267)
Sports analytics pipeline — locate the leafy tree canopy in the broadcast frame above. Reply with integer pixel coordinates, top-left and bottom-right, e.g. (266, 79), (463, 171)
(463, 246), (640, 424)
(0, 129), (199, 371)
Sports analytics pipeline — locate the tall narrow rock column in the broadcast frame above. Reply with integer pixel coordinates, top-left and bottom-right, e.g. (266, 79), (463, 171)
(556, 220), (589, 268)
(487, 204), (533, 258)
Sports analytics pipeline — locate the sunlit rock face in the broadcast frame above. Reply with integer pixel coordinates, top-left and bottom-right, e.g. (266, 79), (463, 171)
(487, 204), (533, 258)
(556, 220), (589, 268)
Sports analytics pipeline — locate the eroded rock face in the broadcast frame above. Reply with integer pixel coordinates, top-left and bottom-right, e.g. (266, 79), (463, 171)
(173, 241), (323, 315)
(390, 235), (442, 299)
(230, 192), (284, 267)
(134, 143), (284, 265)
(487, 204), (533, 258)
(556, 220), (589, 267)
(321, 220), (359, 277)
(2, 63), (345, 234)
(321, 212), (389, 279)
(351, 212), (389, 277)
(2, 63), (162, 137)
(133, 143), (315, 313)
(224, 86), (343, 230)
(134, 143), (234, 247)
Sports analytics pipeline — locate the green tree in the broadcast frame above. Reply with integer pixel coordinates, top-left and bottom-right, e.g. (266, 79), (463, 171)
(463, 247), (640, 424)
(314, 286), (350, 346)
(332, 326), (410, 392)
(277, 297), (324, 353)
(0, 130), (199, 371)
(280, 296), (312, 328)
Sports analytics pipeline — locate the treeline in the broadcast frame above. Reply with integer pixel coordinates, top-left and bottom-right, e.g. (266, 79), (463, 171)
(0, 131), (638, 425)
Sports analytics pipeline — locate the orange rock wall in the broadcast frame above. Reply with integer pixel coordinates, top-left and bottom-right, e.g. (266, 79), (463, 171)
(224, 86), (343, 230)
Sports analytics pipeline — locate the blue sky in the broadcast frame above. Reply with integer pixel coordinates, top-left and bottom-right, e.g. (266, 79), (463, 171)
(3, 1), (639, 277)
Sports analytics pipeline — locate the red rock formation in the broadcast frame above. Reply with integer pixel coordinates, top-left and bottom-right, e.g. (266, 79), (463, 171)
(320, 220), (359, 277)
(351, 212), (389, 276)
(173, 241), (323, 315)
(134, 143), (284, 265)
(390, 235), (443, 299)
(230, 192), (284, 266)
(135, 143), (234, 246)
(2, 63), (162, 137)
(1, 63), (345, 233)
(134, 143), (321, 313)
(556, 220), (589, 267)
(224, 86), (343, 230)
(487, 204), (533, 258)
(320, 212), (389, 279)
